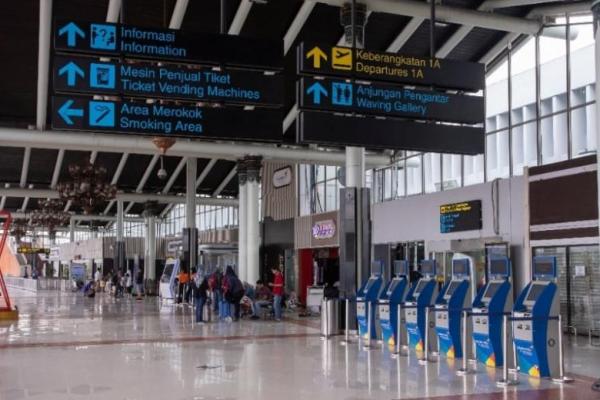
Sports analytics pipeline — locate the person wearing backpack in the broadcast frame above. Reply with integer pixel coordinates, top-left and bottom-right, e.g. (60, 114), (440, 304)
(223, 266), (244, 321)
(192, 271), (209, 323)
(209, 269), (223, 315)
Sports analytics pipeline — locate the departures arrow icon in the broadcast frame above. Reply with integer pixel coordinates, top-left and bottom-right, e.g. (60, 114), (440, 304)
(58, 99), (84, 125)
(306, 81), (328, 105)
(306, 46), (327, 69)
(58, 61), (85, 86)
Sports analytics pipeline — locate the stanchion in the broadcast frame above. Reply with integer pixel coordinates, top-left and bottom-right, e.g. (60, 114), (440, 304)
(363, 301), (373, 350)
(419, 307), (431, 365)
(457, 310), (475, 376)
(552, 314), (574, 383)
(496, 315), (518, 387)
(391, 305), (405, 358)
(341, 298), (351, 346)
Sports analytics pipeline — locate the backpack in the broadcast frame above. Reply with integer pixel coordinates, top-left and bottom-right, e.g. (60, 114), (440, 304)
(230, 277), (245, 301)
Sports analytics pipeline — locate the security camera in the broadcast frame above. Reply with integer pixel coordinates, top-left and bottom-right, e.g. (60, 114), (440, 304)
(157, 168), (168, 180)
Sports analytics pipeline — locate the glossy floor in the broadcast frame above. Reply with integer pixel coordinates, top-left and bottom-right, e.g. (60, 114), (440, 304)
(1, 289), (599, 400)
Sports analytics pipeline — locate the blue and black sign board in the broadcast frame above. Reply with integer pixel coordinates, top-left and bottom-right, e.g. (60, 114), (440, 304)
(440, 200), (483, 233)
(54, 21), (283, 70)
(297, 111), (484, 154)
(298, 77), (484, 124)
(297, 42), (485, 92)
(53, 56), (283, 107)
(52, 96), (282, 142)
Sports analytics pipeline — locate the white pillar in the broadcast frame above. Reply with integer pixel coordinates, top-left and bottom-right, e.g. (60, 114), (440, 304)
(186, 158), (197, 229)
(238, 161), (247, 282)
(116, 200), (124, 242)
(69, 219), (75, 242)
(146, 216), (157, 281)
(245, 156), (262, 285)
(345, 146), (365, 188)
(593, 1), (600, 248)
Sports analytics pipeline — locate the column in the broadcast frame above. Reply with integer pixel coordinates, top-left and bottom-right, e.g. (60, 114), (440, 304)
(143, 201), (159, 294)
(115, 200), (125, 273)
(69, 219), (75, 243)
(245, 156), (262, 285)
(183, 158), (198, 273)
(593, 1), (600, 246)
(237, 159), (248, 282)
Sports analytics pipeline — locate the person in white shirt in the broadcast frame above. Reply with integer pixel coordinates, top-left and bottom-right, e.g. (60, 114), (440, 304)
(94, 269), (101, 291)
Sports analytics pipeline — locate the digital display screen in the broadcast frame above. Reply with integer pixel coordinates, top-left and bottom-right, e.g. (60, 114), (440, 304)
(526, 284), (546, 302)
(363, 278), (378, 293)
(414, 280), (429, 295)
(444, 281), (462, 297)
(489, 258), (509, 277)
(534, 258), (555, 277)
(387, 280), (401, 295)
(394, 260), (409, 276)
(483, 282), (502, 299)
(160, 264), (174, 283)
(420, 260), (436, 276)
(440, 200), (482, 233)
(453, 259), (469, 276)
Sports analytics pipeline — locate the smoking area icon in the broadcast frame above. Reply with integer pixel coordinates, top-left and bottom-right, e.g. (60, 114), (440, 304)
(89, 101), (115, 127)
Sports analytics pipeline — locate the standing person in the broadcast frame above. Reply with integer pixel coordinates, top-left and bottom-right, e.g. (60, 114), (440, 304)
(135, 269), (144, 300)
(177, 269), (190, 304)
(208, 268), (222, 315)
(125, 272), (133, 295)
(269, 267), (284, 321)
(94, 268), (101, 291)
(223, 266), (244, 321)
(193, 273), (209, 323)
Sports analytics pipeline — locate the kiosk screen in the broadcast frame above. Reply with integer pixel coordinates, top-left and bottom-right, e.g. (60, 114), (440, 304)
(421, 260), (435, 276)
(483, 282), (502, 300)
(161, 264), (174, 283)
(534, 259), (555, 277)
(453, 259), (469, 276)
(414, 280), (429, 295)
(394, 260), (409, 276)
(489, 258), (509, 277)
(364, 278), (377, 292)
(445, 281), (462, 297)
(387, 280), (400, 294)
(526, 284), (546, 302)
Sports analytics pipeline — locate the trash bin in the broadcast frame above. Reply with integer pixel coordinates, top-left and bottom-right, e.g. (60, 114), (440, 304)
(321, 298), (340, 338)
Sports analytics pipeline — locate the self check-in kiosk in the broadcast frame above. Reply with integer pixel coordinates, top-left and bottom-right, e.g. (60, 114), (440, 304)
(378, 260), (411, 348)
(356, 261), (384, 340)
(471, 256), (513, 367)
(405, 260), (438, 353)
(434, 258), (473, 359)
(159, 258), (180, 301)
(512, 256), (560, 378)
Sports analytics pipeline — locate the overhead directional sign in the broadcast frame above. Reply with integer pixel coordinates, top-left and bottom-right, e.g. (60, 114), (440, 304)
(297, 42), (485, 92)
(53, 56), (283, 107)
(298, 77), (484, 124)
(54, 20), (283, 70)
(52, 96), (282, 142)
(440, 200), (482, 233)
(297, 111), (484, 154)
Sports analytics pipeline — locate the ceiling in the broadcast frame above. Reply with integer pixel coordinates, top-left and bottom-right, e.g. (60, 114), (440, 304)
(0, 0), (581, 224)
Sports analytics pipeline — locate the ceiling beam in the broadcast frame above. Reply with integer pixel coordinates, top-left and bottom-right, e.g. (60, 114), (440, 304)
(169, 0), (190, 29)
(19, 147), (31, 188)
(102, 152), (129, 215)
(212, 166), (237, 197)
(196, 159), (218, 189)
(228, 0), (253, 35)
(0, 188), (238, 207)
(386, 17), (423, 53)
(50, 149), (65, 189)
(312, 0), (541, 35)
(106, 0), (122, 22)
(0, 128), (391, 167)
(162, 157), (187, 194)
(10, 212), (143, 223)
(481, 0), (564, 10)
(284, 1), (316, 55)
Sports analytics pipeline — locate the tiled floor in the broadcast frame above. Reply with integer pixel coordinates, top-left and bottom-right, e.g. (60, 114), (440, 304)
(1, 289), (599, 400)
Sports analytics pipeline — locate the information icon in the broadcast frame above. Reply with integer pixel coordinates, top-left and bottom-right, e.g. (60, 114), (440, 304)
(90, 63), (116, 89)
(89, 101), (115, 127)
(90, 24), (116, 50)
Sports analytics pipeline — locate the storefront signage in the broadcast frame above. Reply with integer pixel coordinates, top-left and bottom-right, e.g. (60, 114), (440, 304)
(297, 111), (484, 154)
(17, 246), (50, 255)
(440, 200), (483, 233)
(297, 42), (484, 91)
(272, 166), (293, 188)
(55, 21), (283, 70)
(52, 96), (281, 142)
(54, 56), (283, 107)
(312, 219), (336, 240)
(299, 77), (484, 124)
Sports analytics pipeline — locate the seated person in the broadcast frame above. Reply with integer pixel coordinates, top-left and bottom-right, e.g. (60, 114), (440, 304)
(250, 280), (272, 320)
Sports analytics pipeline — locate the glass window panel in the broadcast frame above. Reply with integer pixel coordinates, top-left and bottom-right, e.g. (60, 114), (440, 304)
(397, 161), (406, 198)
(486, 130), (509, 180)
(406, 156), (422, 195)
(486, 62), (508, 131)
(315, 165), (325, 182)
(325, 180), (337, 211)
(326, 166), (337, 181)
(540, 26), (567, 116)
(463, 154), (484, 186)
(570, 23), (595, 107)
(511, 37), (536, 123)
(383, 168), (393, 200)
(442, 154), (462, 190)
(571, 104), (597, 158)
(512, 121), (538, 175)
(316, 182), (325, 213)
(424, 153), (441, 193)
(541, 112), (569, 164)
(299, 165), (311, 216)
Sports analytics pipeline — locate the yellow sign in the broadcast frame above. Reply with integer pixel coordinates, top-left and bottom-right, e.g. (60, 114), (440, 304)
(306, 46), (327, 69)
(17, 246), (50, 255)
(332, 46), (352, 70)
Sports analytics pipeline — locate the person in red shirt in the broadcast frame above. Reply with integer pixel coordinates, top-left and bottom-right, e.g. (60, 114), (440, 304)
(269, 267), (284, 321)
